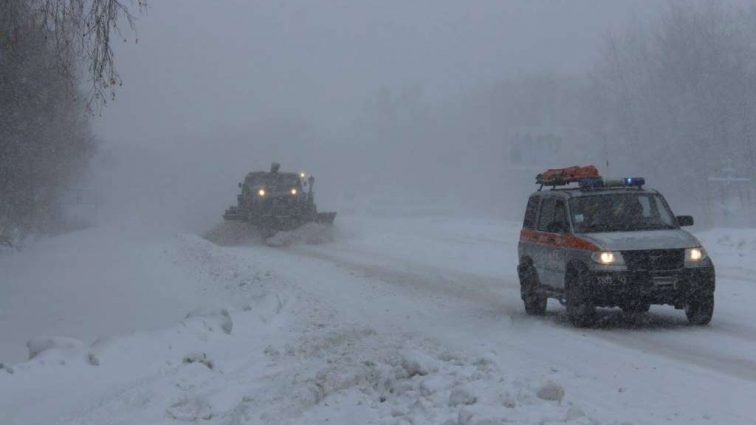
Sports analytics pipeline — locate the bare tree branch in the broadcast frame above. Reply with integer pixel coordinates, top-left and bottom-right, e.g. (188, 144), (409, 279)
(30, 0), (146, 111)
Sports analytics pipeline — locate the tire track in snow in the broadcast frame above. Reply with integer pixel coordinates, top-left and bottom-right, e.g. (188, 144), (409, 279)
(586, 329), (756, 383)
(278, 244), (756, 424)
(289, 243), (756, 385)
(291, 247), (517, 314)
(526, 309), (756, 383)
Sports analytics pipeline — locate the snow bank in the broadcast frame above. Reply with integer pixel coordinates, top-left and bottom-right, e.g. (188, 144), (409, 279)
(0, 221), (596, 425)
(166, 397), (213, 421)
(696, 227), (756, 279)
(536, 381), (566, 403)
(698, 228), (756, 260)
(0, 226), (225, 363)
(241, 327), (593, 425)
(26, 336), (85, 359)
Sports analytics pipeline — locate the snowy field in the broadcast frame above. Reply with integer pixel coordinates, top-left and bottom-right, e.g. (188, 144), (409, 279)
(2, 215), (756, 424)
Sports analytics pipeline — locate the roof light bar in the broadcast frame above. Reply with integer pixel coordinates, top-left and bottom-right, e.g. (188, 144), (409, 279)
(582, 177), (645, 190)
(601, 177), (645, 188)
(578, 178), (604, 189)
(536, 166), (646, 190)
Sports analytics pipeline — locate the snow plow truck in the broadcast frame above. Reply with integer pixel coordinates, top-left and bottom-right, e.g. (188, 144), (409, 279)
(223, 162), (336, 238)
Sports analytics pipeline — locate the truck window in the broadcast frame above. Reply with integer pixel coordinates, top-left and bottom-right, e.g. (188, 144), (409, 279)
(523, 196), (540, 229)
(537, 198), (556, 232)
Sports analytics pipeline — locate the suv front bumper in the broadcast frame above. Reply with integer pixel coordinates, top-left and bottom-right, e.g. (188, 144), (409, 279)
(586, 267), (715, 308)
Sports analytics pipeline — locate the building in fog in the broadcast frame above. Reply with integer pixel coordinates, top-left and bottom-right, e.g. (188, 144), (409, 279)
(706, 166), (755, 227)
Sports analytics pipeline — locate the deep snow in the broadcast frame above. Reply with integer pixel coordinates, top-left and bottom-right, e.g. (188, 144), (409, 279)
(1, 215), (756, 424)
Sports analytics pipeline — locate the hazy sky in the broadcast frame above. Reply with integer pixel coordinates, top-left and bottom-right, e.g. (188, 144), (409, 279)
(95, 0), (658, 145)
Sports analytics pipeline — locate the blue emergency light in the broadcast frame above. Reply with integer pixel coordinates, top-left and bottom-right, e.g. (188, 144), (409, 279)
(623, 177), (645, 187)
(579, 177), (645, 190)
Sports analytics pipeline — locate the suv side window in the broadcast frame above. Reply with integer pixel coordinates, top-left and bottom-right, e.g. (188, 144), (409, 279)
(638, 196), (652, 217)
(554, 200), (567, 232)
(523, 196), (540, 229)
(537, 198), (556, 232)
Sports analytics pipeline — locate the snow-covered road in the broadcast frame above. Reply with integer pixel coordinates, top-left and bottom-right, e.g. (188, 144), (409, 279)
(1, 215), (755, 424)
(277, 217), (756, 423)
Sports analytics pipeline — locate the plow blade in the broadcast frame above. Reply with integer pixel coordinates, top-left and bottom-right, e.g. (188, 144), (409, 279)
(223, 206), (244, 221)
(316, 212), (337, 224)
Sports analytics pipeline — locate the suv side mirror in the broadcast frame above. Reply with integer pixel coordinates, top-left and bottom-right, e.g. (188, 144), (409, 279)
(677, 215), (694, 227)
(546, 221), (566, 234)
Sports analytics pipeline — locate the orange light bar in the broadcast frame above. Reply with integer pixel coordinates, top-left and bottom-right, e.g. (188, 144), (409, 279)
(536, 165), (600, 186)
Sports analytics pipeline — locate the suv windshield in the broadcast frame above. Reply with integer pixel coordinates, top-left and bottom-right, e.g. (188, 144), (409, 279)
(569, 193), (677, 233)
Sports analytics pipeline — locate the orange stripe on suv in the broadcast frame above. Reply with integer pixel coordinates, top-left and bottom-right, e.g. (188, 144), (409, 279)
(520, 229), (599, 252)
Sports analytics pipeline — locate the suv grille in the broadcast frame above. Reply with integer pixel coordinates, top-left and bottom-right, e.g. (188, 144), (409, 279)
(622, 249), (684, 271)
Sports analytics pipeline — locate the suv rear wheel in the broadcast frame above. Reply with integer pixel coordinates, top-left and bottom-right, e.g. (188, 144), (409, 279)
(519, 263), (547, 315)
(685, 293), (714, 325)
(566, 266), (596, 327)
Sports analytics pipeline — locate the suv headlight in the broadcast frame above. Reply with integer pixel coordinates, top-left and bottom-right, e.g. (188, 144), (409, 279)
(591, 251), (625, 266)
(685, 247), (708, 267)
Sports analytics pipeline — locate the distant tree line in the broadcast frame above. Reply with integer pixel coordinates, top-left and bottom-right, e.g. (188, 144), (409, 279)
(589, 1), (756, 219)
(0, 0), (142, 242)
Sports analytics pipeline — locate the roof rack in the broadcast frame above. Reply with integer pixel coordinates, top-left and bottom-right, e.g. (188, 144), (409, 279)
(536, 165), (600, 190)
(536, 166), (645, 191)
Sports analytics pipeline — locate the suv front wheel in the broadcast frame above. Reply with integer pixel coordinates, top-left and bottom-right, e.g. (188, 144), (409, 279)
(519, 263), (547, 315)
(566, 265), (596, 327)
(685, 293), (714, 325)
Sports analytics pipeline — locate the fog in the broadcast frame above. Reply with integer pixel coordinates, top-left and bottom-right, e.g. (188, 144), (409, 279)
(7, 3), (756, 419)
(98, 1), (649, 137)
(86, 0), (751, 233)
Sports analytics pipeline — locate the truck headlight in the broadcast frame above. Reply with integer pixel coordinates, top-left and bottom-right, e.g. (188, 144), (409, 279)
(291, 188), (298, 195)
(685, 247), (707, 267)
(258, 189), (266, 197)
(591, 251), (625, 266)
